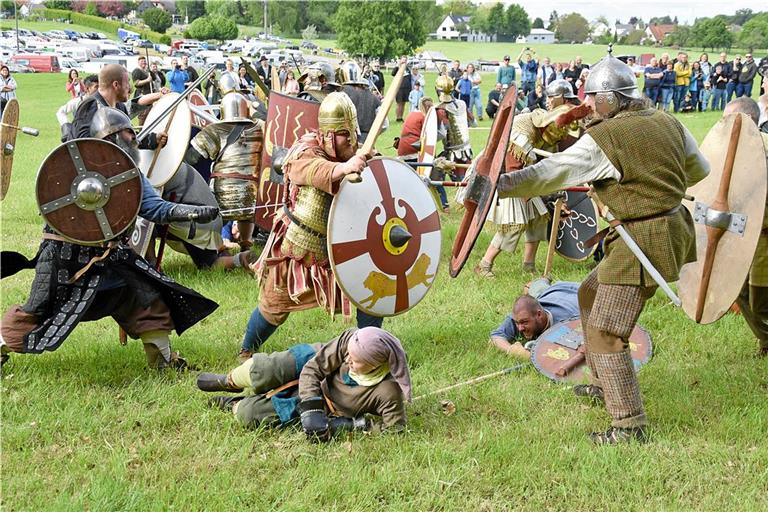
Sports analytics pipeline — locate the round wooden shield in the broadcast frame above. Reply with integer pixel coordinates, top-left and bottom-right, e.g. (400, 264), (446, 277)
(188, 89), (215, 128)
(531, 319), (653, 384)
(36, 139), (142, 244)
(416, 106), (437, 178)
(138, 92), (191, 187)
(678, 113), (767, 324)
(328, 157), (441, 317)
(1, 98), (19, 200)
(552, 189), (599, 262)
(449, 85), (517, 278)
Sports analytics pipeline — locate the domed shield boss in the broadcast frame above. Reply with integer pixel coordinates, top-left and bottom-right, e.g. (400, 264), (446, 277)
(328, 157), (441, 317)
(138, 92), (191, 187)
(36, 138), (142, 244)
(416, 106), (437, 178)
(450, 85), (517, 277)
(531, 319), (653, 384)
(678, 113), (767, 324)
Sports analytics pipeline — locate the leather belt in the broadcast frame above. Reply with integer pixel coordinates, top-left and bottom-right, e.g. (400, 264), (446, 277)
(585, 205), (681, 248)
(282, 205), (326, 240)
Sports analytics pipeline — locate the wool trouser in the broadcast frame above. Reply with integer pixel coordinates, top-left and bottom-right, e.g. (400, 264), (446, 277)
(736, 282), (768, 349)
(578, 269), (657, 428)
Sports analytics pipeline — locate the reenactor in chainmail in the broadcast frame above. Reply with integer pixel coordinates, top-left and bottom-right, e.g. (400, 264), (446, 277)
(236, 92), (382, 362)
(0, 108), (220, 370)
(185, 75), (265, 259)
(297, 62), (341, 103)
(339, 61), (382, 144)
(494, 50), (710, 444)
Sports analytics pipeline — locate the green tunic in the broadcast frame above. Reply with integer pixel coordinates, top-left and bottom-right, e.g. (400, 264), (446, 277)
(587, 110), (697, 286)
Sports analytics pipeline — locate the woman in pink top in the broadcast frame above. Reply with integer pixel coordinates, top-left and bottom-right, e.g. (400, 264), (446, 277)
(66, 69), (84, 98)
(282, 70), (299, 96)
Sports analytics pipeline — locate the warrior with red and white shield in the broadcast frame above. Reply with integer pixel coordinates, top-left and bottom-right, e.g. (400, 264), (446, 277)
(236, 92), (380, 361)
(490, 51), (710, 444)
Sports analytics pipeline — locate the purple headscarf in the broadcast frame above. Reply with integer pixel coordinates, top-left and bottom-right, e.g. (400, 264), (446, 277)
(349, 327), (412, 401)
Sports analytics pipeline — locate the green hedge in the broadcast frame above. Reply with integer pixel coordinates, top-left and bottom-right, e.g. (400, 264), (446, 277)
(41, 8), (167, 43)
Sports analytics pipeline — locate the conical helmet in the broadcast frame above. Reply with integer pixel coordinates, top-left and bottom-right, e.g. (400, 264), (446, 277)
(340, 61), (368, 86)
(90, 107), (133, 139)
(584, 49), (641, 99)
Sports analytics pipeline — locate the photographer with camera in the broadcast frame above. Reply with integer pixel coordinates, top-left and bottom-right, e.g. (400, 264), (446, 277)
(166, 58), (189, 94)
(518, 47), (538, 95)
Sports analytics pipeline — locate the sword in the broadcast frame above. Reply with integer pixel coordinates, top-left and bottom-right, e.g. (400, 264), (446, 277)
(218, 202), (283, 217)
(589, 190), (682, 306)
(412, 363), (528, 401)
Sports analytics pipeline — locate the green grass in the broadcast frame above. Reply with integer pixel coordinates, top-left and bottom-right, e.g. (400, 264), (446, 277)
(2, 73), (767, 511)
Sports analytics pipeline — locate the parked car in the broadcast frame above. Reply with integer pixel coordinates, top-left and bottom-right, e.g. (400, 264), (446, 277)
(6, 61), (35, 73)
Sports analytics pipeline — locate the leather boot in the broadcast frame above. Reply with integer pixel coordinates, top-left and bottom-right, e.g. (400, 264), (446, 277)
(196, 372), (243, 393)
(208, 395), (244, 412)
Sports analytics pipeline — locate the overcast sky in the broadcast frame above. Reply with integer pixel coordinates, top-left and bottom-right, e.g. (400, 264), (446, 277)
(467, 1), (765, 25)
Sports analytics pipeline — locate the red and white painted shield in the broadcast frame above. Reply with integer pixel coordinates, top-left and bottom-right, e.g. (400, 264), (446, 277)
(188, 89), (215, 128)
(328, 157), (441, 317)
(415, 106), (437, 177)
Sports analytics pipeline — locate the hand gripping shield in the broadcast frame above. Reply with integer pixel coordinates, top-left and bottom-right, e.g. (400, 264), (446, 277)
(449, 85), (517, 277)
(1, 98), (19, 200)
(138, 92), (191, 187)
(678, 113), (767, 324)
(328, 157), (441, 317)
(415, 106), (438, 178)
(259, 91), (320, 231)
(36, 139), (142, 244)
(531, 319), (653, 384)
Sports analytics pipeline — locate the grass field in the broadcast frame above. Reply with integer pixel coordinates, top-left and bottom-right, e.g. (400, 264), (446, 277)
(1, 71), (767, 511)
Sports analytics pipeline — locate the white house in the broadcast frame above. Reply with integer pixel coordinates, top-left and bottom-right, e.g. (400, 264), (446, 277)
(434, 14), (471, 40)
(516, 28), (556, 44)
(590, 21), (611, 39)
(614, 23), (636, 38)
(644, 23), (676, 44)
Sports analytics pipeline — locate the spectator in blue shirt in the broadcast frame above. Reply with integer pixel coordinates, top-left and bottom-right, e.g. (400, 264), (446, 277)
(659, 62), (676, 112)
(456, 71), (472, 111)
(408, 82), (424, 112)
(166, 59), (189, 94)
(517, 48), (538, 95)
(643, 57), (664, 105)
(489, 280), (580, 358)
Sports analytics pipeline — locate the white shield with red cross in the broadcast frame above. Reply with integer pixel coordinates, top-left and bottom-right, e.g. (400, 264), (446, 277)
(328, 157), (442, 317)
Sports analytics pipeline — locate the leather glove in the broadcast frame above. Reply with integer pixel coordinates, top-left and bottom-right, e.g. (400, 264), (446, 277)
(329, 416), (370, 436)
(298, 397), (330, 442)
(168, 204), (219, 224)
(334, 155), (367, 176)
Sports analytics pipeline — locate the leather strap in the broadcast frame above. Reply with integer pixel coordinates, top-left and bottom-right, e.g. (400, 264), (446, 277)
(209, 172), (260, 182)
(265, 379), (299, 399)
(41, 233), (116, 284)
(282, 205), (327, 240)
(585, 205), (681, 248)
(323, 393), (338, 416)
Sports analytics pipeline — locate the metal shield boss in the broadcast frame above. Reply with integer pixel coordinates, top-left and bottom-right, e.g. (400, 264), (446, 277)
(259, 91), (320, 231)
(1, 98), (19, 200)
(679, 113), (767, 324)
(449, 85), (517, 277)
(531, 319), (653, 384)
(416, 106), (438, 178)
(138, 92), (191, 187)
(328, 157), (441, 317)
(553, 189), (599, 262)
(36, 139), (142, 243)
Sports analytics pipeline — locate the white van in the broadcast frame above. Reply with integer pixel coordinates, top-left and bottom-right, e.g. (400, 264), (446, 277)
(60, 46), (90, 62)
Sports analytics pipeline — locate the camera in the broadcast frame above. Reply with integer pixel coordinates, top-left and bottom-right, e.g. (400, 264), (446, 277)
(175, 65), (181, 70)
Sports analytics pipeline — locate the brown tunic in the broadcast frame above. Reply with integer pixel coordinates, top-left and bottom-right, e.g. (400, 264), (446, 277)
(299, 329), (407, 431)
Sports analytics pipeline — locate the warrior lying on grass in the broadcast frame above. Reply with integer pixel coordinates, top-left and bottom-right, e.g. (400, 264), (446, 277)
(196, 327), (411, 441)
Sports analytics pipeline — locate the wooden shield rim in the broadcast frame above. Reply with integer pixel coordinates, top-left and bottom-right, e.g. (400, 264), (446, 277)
(416, 106), (438, 177)
(36, 138), (142, 244)
(448, 85), (517, 277)
(0, 98), (19, 200)
(678, 113), (768, 324)
(530, 319), (653, 384)
(555, 191), (599, 263)
(327, 156), (441, 317)
(138, 92), (191, 187)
